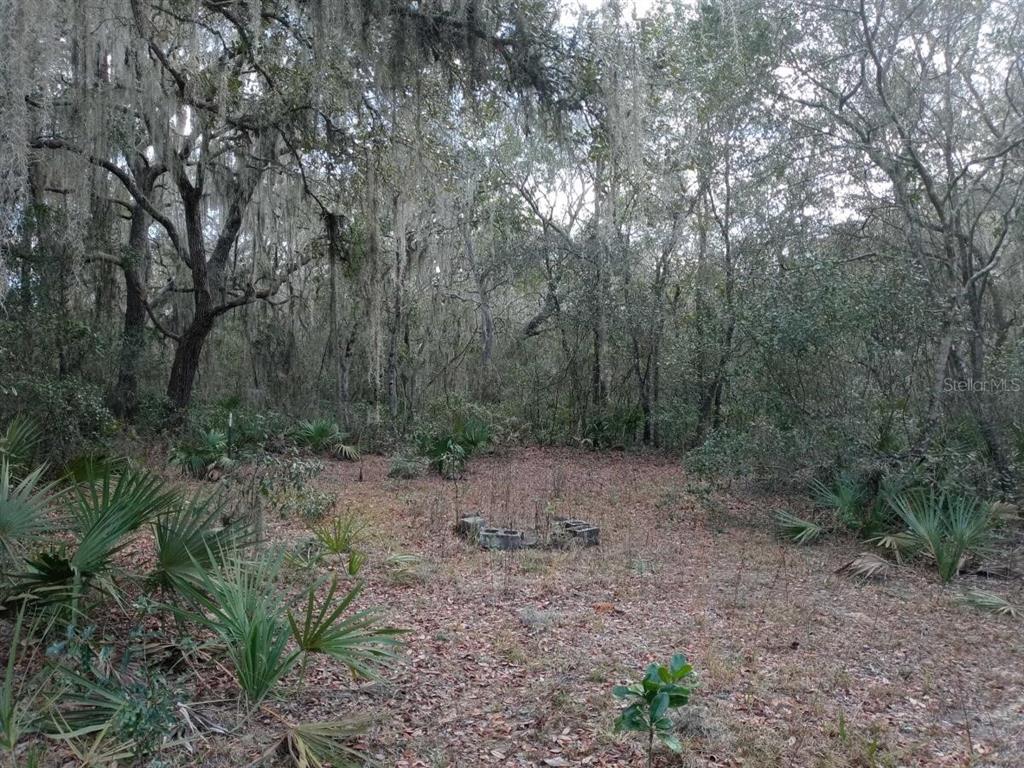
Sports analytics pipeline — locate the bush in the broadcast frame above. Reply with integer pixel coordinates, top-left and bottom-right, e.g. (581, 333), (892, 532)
(170, 429), (235, 479)
(888, 489), (992, 582)
(0, 376), (115, 467)
(416, 416), (492, 478)
(387, 453), (427, 479)
(292, 419), (360, 460)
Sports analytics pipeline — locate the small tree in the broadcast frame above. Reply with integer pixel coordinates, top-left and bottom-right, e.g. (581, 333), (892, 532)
(613, 654), (696, 767)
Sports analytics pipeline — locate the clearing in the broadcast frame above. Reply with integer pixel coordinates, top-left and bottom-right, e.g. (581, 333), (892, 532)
(191, 448), (1023, 767)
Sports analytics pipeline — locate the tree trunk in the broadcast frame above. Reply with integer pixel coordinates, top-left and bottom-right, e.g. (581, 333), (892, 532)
(112, 165), (158, 420)
(166, 316), (214, 410)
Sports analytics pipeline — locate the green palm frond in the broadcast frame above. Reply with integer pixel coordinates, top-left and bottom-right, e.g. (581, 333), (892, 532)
(151, 491), (257, 592)
(774, 510), (823, 544)
(889, 489), (991, 582)
(0, 417), (42, 472)
(312, 515), (365, 556)
(0, 459), (54, 561)
(836, 551), (892, 579)
(809, 472), (866, 528)
(70, 466), (180, 577)
(332, 443), (360, 462)
(170, 430), (233, 479)
(288, 577), (401, 680)
(177, 557), (297, 705)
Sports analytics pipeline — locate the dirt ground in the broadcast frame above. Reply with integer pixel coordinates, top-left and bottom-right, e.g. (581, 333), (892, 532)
(18, 447), (1009, 768)
(170, 447), (1021, 768)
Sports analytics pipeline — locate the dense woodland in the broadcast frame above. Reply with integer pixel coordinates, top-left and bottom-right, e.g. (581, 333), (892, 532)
(1, 0), (1021, 490)
(1, 1), (1024, 766)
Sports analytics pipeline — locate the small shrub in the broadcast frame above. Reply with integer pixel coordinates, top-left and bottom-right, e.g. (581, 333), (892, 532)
(809, 472), (868, 530)
(288, 577), (401, 679)
(170, 429), (234, 479)
(289, 488), (336, 524)
(292, 419), (359, 460)
(888, 489), (991, 582)
(177, 556), (296, 706)
(45, 625), (179, 760)
(313, 514), (366, 556)
(387, 453), (427, 479)
(613, 654), (697, 767)
(417, 416), (491, 479)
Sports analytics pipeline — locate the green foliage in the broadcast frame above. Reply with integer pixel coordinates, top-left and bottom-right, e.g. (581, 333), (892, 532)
(1, 608), (53, 754)
(69, 466), (178, 579)
(289, 488), (336, 524)
(288, 577), (401, 679)
(809, 472), (868, 530)
(774, 510), (824, 544)
(170, 429), (234, 479)
(45, 626), (178, 759)
(190, 400), (290, 452)
(613, 654), (696, 765)
(179, 557), (297, 705)
(0, 376), (115, 467)
(417, 416), (492, 478)
(150, 491), (256, 592)
(346, 550), (366, 577)
(12, 465), (178, 605)
(0, 459), (53, 561)
(387, 453), (428, 479)
(177, 555), (399, 705)
(292, 419), (360, 460)
(889, 490), (992, 582)
(583, 406), (643, 449)
(313, 514), (365, 556)
(0, 416), (42, 472)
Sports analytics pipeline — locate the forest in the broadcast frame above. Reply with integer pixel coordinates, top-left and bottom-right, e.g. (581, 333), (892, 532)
(0, 0), (1022, 766)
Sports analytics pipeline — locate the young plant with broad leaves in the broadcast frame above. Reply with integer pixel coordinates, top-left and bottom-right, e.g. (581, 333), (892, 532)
(613, 654), (696, 767)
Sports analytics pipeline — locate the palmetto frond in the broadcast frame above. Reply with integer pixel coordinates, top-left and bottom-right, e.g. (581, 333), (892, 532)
(0, 459), (54, 561)
(151, 491), (257, 592)
(774, 510), (823, 544)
